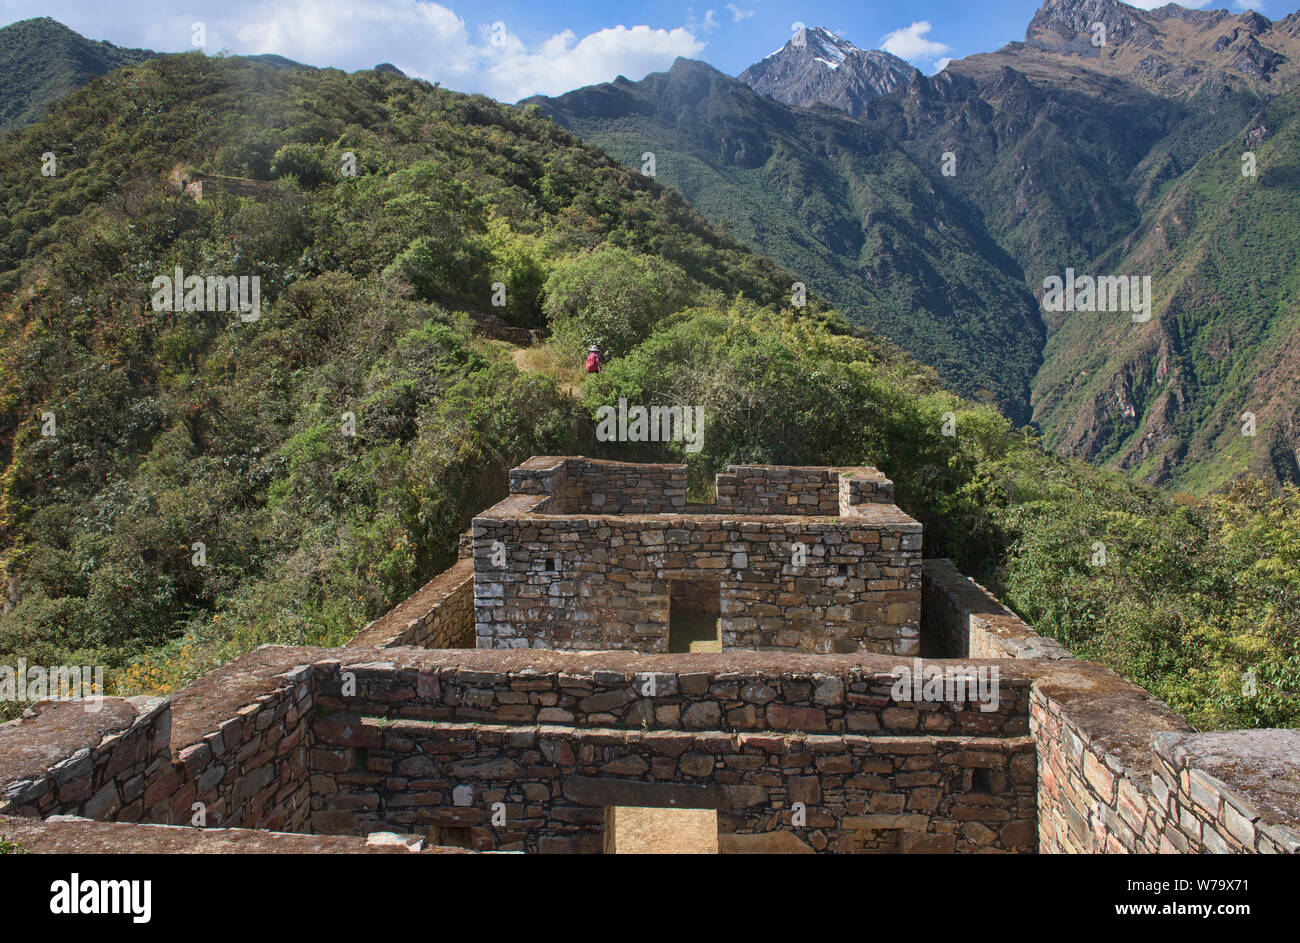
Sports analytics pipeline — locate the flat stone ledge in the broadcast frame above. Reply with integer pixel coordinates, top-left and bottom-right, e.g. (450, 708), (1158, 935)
(0, 698), (144, 789)
(350, 558), (473, 648)
(1155, 728), (1300, 838)
(0, 814), (469, 853)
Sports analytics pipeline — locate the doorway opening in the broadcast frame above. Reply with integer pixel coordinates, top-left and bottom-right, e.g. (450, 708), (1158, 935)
(668, 579), (722, 652)
(605, 806), (719, 854)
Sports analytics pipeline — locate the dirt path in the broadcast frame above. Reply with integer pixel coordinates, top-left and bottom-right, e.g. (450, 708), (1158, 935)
(501, 343), (582, 397)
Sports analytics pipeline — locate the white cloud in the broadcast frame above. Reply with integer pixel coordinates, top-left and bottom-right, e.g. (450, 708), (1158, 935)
(222, 0), (476, 83)
(880, 21), (952, 64)
(726, 3), (755, 22)
(933, 57), (952, 73)
(480, 24), (705, 100)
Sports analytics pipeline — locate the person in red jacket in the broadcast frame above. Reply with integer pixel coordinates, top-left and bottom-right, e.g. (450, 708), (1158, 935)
(586, 344), (601, 374)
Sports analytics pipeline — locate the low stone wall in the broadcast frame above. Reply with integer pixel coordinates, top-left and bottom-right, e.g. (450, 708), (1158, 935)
(0, 697), (171, 820)
(1031, 666), (1191, 853)
(6, 639), (1297, 855)
(305, 649), (1035, 852)
(924, 558), (1300, 855)
(510, 458), (892, 518)
(349, 558), (474, 649)
(713, 466), (842, 515)
(311, 719), (1037, 853)
(0, 813), (460, 853)
(0, 650), (315, 833)
(839, 469), (894, 509)
(1152, 730), (1300, 854)
(311, 649), (1030, 736)
(512, 457), (688, 514)
(921, 559), (1071, 660)
(1031, 673), (1299, 854)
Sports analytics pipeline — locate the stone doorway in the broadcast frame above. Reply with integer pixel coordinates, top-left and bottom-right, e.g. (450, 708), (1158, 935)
(605, 807), (719, 854)
(668, 579), (722, 652)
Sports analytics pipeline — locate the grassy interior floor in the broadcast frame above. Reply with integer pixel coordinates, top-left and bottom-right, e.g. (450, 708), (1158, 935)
(668, 612), (722, 653)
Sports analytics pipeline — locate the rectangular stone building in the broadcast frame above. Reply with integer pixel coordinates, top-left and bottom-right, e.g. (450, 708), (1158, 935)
(472, 457), (922, 655)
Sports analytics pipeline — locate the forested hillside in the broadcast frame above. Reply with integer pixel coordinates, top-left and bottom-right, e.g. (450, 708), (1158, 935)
(538, 0), (1300, 492)
(0, 17), (156, 136)
(0, 52), (830, 702)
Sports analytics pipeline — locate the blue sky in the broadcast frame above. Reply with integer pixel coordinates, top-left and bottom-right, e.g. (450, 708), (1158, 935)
(0, 0), (1288, 100)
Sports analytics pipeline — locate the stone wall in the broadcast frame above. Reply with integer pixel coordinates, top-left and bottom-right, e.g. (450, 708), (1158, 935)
(839, 469), (895, 509)
(6, 639), (1298, 855)
(311, 719), (1036, 854)
(349, 558), (474, 649)
(1152, 730), (1300, 854)
(508, 457), (894, 518)
(713, 466), (842, 515)
(924, 558), (1300, 855)
(473, 507), (922, 654)
(304, 649), (1035, 853)
(0, 697), (171, 821)
(511, 456), (688, 515)
(311, 649), (1030, 736)
(0, 651), (315, 833)
(921, 559), (1072, 660)
(0, 813), (458, 853)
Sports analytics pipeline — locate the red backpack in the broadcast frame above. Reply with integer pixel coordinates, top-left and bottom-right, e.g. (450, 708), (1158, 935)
(586, 350), (600, 373)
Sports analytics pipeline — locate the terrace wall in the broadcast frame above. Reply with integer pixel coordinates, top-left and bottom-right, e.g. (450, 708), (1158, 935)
(308, 649), (1036, 853)
(312, 720), (1036, 854)
(349, 558), (474, 649)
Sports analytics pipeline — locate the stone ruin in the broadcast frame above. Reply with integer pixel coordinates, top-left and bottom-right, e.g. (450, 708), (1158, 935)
(474, 457), (921, 654)
(1, 457), (1297, 854)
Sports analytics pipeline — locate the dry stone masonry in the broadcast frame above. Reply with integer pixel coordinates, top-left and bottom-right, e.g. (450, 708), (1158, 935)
(1, 457), (1296, 854)
(474, 457), (922, 655)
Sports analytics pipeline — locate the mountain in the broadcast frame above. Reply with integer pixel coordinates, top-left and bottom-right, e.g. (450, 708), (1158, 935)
(737, 26), (920, 117)
(536, 0), (1300, 489)
(0, 17), (156, 136)
(529, 58), (1044, 421)
(0, 18), (317, 140)
(1033, 87), (1300, 490)
(866, 0), (1300, 489)
(1023, 0), (1300, 97)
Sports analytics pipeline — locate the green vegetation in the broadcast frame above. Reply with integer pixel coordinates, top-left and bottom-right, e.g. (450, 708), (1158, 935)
(537, 45), (1296, 492)
(1034, 87), (1300, 491)
(533, 59), (1045, 422)
(542, 245), (692, 357)
(0, 18), (155, 137)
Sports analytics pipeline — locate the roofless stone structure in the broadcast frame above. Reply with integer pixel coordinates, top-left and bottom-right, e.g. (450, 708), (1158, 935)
(2, 458), (1297, 854)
